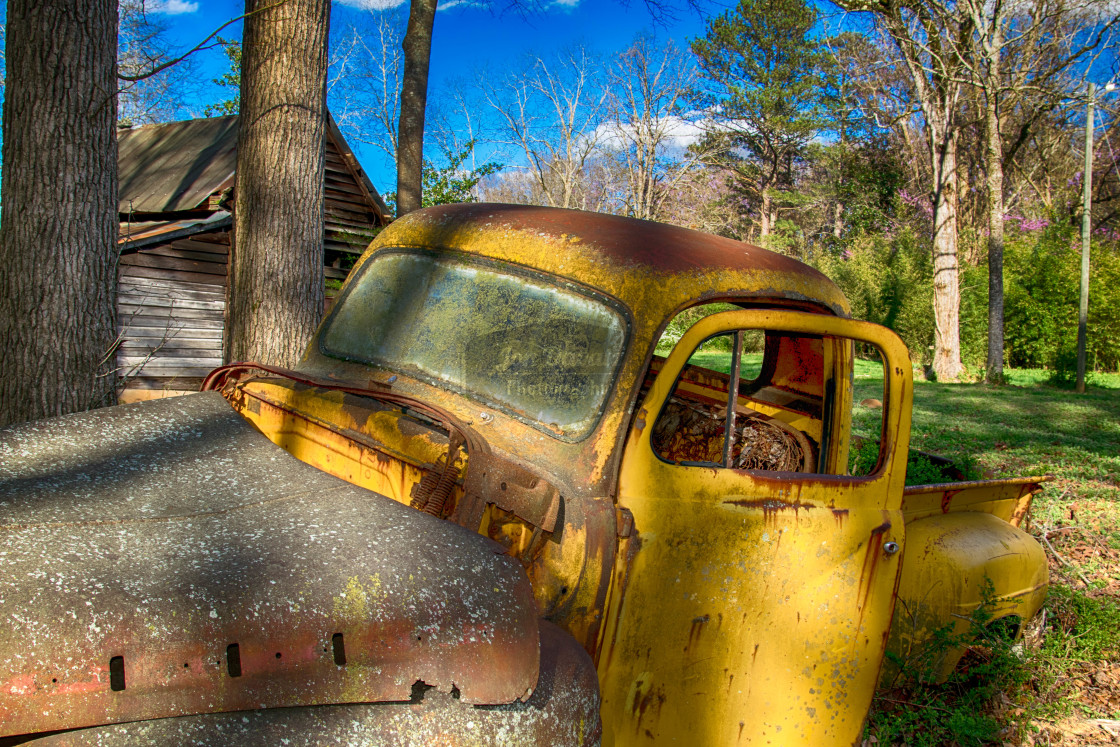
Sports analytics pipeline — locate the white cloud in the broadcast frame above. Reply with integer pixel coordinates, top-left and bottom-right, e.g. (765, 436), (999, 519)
(596, 115), (707, 155)
(550, 0), (581, 7)
(333, 0), (408, 9)
(437, 0), (487, 9)
(147, 0), (199, 14)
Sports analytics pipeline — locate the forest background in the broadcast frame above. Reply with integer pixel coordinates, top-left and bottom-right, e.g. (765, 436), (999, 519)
(55, 0), (1120, 388)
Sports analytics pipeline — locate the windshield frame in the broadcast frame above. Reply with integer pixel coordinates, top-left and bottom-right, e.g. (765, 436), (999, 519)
(317, 247), (634, 443)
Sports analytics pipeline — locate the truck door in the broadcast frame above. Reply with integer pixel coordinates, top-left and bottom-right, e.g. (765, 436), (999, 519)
(599, 309), (913, 746)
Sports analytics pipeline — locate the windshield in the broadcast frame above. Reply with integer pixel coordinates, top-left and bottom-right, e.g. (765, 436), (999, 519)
(320, 250), (628, 439)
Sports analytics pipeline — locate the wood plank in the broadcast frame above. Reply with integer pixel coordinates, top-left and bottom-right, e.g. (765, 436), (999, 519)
(325, 217), (377, 235)
(122, 325), (226, 340)
(119, 292), (225, 308)
(180, 232), (232, 247)
(118, 355), (223, 368)
(324, 204), (377, 224)
(120, 339), (222, 352)
(121, 320), (225, 334)
(120, 291), (226, 308)
(138, 246), (229, 264)
(120, 320), (225, 333)
(119, 295), (225, 312)
(123, 377), (206, 389)
(120, 278), (225, 300)
(324, 242), (367, 255)
(120, 265), (229, 286)
(120, 305), (225, 322)
(120, 302), (224, 318)
(325, 177), (367, 197)
(121, 252), (227, 276)
(120, 367), (220, 379)
(169, 237), (230, 253)
(120, 331), (220, 344)
(325, 191), (374, 210)
(120, 275), (225, 294)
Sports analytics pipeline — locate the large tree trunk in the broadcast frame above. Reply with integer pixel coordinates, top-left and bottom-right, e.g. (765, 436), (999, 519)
(227, 0), (330, 367)
(759, 190), (773, 238)
(395, 0), (438, 216)
(983, 46), (1005, 384)
(0, 0), (119, 428)
(930, 127), (964, 381)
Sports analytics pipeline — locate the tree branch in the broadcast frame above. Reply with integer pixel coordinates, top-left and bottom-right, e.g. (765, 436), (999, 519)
(118, 0), (292, 82)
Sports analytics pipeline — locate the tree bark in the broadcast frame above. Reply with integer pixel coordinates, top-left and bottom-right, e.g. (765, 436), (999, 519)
(227, 0), (330, 367)
(931, 127), (964, 381)
(396, 0), (438, 216)
(0, 0), (119, 428)
(759, 190), (773, 238)
(984, 61), (1005, 384)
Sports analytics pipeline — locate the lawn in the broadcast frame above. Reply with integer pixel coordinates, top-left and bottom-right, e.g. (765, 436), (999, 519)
(853, 371), (1120, 746)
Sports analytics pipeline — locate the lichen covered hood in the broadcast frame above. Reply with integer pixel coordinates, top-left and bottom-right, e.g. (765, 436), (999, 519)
(0, 393), (539, 737)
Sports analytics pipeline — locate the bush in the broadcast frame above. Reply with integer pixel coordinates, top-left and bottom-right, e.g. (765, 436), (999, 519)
(1004, 227), (1120, 374)
(813, 229), (934, 365)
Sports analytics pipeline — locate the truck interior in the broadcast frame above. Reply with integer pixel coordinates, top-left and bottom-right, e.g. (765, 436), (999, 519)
(642, 305), (889, 478)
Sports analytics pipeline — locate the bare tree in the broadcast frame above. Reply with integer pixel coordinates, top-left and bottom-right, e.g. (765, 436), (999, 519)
(0, 0), (119, 427)
(117, 0), (200, 124)
(328, 8), (406, 167)
(395, 0), (438, 216)
(603, 34), (706, 221)
(227, 0), (331, 366)
(831, 0), (971, 381)
(956, 0), (1116, 382)
(482, 46), (609, 210)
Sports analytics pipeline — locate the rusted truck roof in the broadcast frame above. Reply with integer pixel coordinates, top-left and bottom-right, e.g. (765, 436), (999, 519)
(367, 203), (850, 323)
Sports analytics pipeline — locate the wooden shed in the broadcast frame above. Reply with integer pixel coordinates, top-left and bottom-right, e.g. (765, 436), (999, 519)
(116, 114), (389, 403)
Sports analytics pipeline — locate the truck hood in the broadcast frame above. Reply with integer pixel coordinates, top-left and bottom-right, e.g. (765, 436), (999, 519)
(0, 393), (540, 737)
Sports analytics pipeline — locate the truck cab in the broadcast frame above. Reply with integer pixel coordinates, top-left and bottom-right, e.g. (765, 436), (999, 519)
(0, 204), (1047, 745)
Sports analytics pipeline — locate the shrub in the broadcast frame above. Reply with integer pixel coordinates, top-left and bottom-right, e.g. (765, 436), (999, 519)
(813, 229), (934, 365)
(1004, 227), (1120, 374)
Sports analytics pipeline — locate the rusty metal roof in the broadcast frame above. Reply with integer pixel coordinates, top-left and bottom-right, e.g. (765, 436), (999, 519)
(118, 211), (233, 252)
(118, 116), (239, 214)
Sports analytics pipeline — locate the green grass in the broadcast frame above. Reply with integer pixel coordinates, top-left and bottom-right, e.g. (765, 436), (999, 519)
(1004, 367), (1120, 389)
(685, 350), (884, 380)
(858, 369), (1120, 745)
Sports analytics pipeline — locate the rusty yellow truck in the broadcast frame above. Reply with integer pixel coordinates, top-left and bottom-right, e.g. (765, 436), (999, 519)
(0, 204), (1048, 745)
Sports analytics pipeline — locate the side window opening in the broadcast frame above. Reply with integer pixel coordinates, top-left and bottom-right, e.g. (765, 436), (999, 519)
(648, 320), (888, 478)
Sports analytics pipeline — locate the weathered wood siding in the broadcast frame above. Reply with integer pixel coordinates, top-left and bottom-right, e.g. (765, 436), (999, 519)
(117, 234), (228, 394)
(117, 231), (351, 397)
(116, 127), (380, 400)
(325, 141), (379, 254)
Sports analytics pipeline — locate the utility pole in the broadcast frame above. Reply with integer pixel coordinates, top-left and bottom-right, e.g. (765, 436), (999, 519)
(1077, 81), (1116, 394)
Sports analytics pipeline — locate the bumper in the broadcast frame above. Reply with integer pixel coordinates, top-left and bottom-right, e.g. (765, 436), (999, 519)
(25, 621), (601, 746)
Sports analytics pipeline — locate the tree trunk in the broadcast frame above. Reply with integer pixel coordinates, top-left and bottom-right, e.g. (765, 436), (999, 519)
(983, 46), (1005, 384)
(396, 0), (438, 216)
(227, 0), (330, 367)
(0, 0), (118, 428)
(759, 190), (773, 238)
(931, 128), (964, 381)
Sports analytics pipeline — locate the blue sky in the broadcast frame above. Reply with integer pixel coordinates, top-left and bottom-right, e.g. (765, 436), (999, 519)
(156, 0), (720, 187)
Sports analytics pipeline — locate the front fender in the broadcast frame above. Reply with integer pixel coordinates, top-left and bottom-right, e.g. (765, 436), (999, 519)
(0, 393), (541, 737)
(881, 512), (1048, 685)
